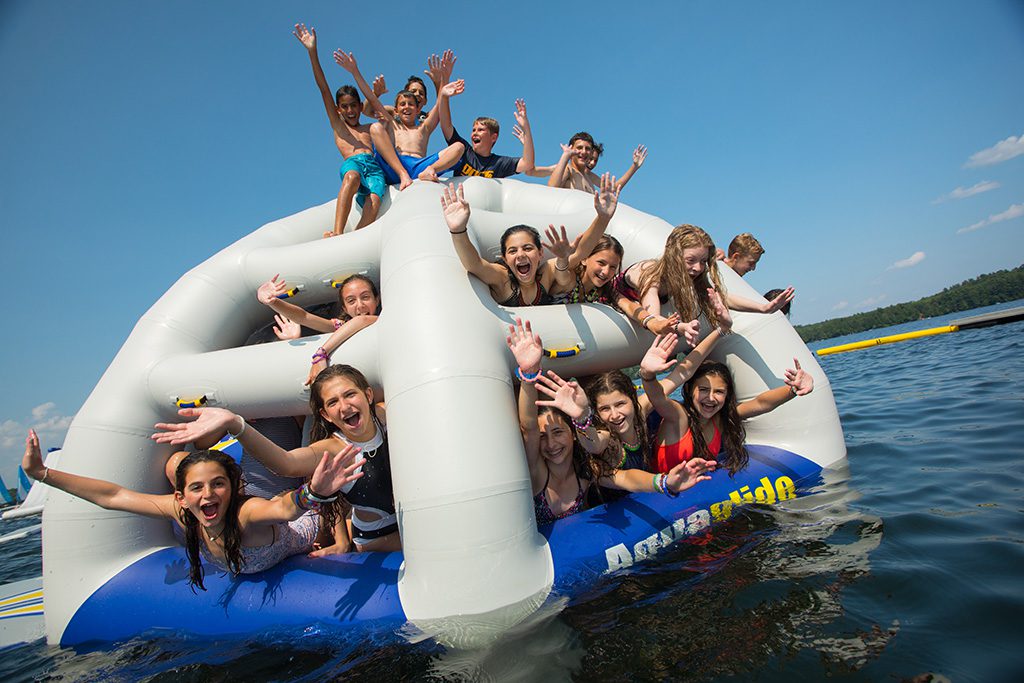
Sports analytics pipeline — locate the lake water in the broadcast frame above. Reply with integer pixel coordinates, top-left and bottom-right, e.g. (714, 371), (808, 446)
(2, 301), (1022, 682)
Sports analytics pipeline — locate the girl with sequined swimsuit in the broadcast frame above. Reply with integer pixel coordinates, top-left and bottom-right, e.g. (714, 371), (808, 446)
(21, 430), (363, 591)
(152, 364), (401, 553)
(506, 318), (714, 525)
(441, 173), (621, 308)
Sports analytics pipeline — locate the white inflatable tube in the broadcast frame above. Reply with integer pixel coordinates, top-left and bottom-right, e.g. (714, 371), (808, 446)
(40, 178), (844, 645)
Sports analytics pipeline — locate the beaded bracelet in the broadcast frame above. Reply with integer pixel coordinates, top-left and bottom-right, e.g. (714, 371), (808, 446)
(516, 366), (540, 383)
(571, 409), (593, 432)
(312, 347), (329, 365)
(294, 485), (321, 511)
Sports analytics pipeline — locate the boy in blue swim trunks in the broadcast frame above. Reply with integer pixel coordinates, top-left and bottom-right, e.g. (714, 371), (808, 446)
(294, 24), (388, 237)
(337, 49), (465, 188)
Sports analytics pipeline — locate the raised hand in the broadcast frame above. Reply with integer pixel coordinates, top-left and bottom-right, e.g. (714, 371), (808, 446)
(632, 144), (648, 167)
(425, 53), (444, 89)
(371, 74), (387, 97)
(512, 125), (525, 145)
(542, 224), (573, 262)
(440, 182), (470, 233)
(272, 314), (301, 341)
(674, 318), (701, 347)
(440, 79), (464, 98)
(513, 99), (529, 128)
(153, 407), (239, 446)
(306, 358), (328, 387)
(506, 317), (543, 376)
(257, 274), (288, 305)
(594, 172), (620, 218)
(764, 286), (795, 314)
(708, 287), (732, 333)
(22, 429), (45, 481)
(784, 359), (814, 396)
(667, 457), (715, 493)
(535, 371), (590, 421)
(439, 49), (456, 82)
(333, 49), (359, 74)
(293, 23), (316, 51)
(640, 333), (680, 376)
(309, 444), (365, 495)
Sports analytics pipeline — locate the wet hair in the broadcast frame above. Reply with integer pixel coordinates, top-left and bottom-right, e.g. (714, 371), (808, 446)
(176, 450), (245, 591)
(336, 274), (381, 321)
(638, 224), (726, 327)
(394, 90), (420, 107)
(499, 224), (542, 255)
(569, 131), (595, 149)
(728, 233), (765, 258)
(335, 85), (361, 107)
(308, 364), (373, 443)
(763, 289), (792, 316)
(682, 361), (748, 475)
(473, 117), (500, 135)
(537, 405), (597, 484)
(582, 370), (649, 478)
(307, 364), (373, 531)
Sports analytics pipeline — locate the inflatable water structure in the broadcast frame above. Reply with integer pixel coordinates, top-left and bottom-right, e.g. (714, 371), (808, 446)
(3, 178), (845, 648)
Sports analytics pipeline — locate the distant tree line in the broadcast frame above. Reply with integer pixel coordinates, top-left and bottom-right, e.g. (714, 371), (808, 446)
(795, 264), (1024, 343)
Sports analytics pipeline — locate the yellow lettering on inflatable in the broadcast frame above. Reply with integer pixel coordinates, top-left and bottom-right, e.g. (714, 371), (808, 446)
(774, 476), (796, 501)
(711, 500), (734, 522)
(753, 477), (777, 504)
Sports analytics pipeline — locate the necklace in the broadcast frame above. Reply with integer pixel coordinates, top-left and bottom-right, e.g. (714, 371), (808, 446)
(205, 525), (225, 542)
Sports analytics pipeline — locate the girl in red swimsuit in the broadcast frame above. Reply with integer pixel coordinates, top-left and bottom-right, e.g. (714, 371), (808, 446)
(639, 319), (815, 475)
(507, 318), (714, 525)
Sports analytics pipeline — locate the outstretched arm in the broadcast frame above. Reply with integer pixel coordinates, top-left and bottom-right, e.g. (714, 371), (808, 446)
(507, 318), (545, 487)
(333, 49), (389, 121)
(569, 173), (619, 267)
(438, 65), (461, 142)
(305, 314), (378, 385)
(513, 99), (535, 174)
(726, 286), (795, 314)
(241, 444), (365, 526)
(546, 144), (573, 188)
(22, 430), (177, 519)
(615, 144), (647, 192)
(292, 24), (346, 138)
(600, 458), (715, 494)
(256, 275), (337, 334)
(153, 407), (321, 477)
(441, 183), (509, 289)
(660, 290), (732, 394)
(738, 358), (813, 419)
(637, 333), (689, 423)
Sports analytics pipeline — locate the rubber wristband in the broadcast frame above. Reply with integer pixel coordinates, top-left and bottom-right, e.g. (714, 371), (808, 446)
(652, 473), (661, 494)
(641, 314), (655, 330)
(40, 467), (50, 483)
(228, 419), (246, 438)
(449, 228), (468, 235)
(516, 367), (540, 382)
(304, 483), (338, 503)
(555, 262), (570, 272)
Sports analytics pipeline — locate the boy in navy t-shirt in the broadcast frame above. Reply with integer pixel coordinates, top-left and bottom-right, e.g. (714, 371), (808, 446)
(438, 79), (535, 178)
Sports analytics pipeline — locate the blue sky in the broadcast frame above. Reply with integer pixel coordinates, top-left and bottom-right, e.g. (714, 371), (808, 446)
(1, 0), (1022, 483)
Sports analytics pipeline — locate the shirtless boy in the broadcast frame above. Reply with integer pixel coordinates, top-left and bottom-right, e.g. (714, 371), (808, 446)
(338, 50), (465, 188)
(294, 24), (387, 238)
(547, 132), (647, 194)
(439, 78), (535, 178)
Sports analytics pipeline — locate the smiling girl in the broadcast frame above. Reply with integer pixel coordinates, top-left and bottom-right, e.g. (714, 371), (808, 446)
(153, 364), (400, 553)
(442, 174), (620, 307)
(506, 318), (714, 524)
(21, 429), (363, 590)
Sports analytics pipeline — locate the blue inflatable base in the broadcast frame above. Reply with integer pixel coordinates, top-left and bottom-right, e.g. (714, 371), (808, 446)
(62, 445), (823, 646)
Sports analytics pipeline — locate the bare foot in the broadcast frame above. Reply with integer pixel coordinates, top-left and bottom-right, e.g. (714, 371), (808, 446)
(418, 167), (440, 183)
(323, 230), (341, 239)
